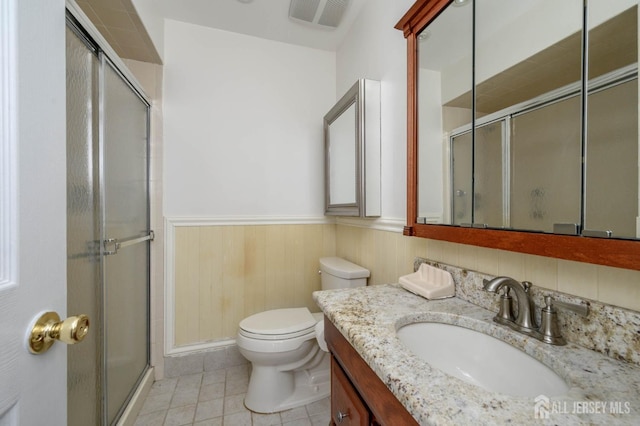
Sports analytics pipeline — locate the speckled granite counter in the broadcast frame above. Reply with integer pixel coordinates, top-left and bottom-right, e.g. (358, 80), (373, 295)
(313, 284), (640, 425)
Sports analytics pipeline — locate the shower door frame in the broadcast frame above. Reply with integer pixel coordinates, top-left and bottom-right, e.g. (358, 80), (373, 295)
(66, 4), (152, 425)
(99, 52), (152, 425)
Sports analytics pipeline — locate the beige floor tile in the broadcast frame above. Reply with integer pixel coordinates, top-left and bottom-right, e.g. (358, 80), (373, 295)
(134, 410), (167, 426)
(280, 406), (308, 423)
(252, 411), (282, 426)
(283, 418), (312, 426)
(139, 392), (172, 415)
(193, 418), (222, 426)
(170, 388), (200, 408)
(194, 398), (224, 422)
(202, 370), (226, 385)
(309, 413), (329, 426)
(224, 377), (248, 396)
(164, 404), (196, 426)
(304, 397), (329, 416)
(223, 411), (252, 425)
(198, 383), (225, 401)
(135, 363), (326, 426)
(223, 394), (247, 415)
(148, 378), (178, 396)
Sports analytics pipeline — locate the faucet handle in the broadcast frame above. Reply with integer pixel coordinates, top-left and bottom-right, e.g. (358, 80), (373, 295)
(538, 296), (566, 345)
(538, 295), (589, 346)
(545, 295), (589, 317)
(496, 287), (515, 322)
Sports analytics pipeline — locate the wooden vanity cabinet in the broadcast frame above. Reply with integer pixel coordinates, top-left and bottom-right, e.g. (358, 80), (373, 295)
(331, 356), (372, 425)
(325, 317), (418, 426)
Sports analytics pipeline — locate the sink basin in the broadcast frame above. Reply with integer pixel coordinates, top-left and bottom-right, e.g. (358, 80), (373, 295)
(396, 322), (569, 397)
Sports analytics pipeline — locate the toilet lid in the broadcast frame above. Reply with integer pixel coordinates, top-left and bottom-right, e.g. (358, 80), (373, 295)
(239, 308), (317, 337)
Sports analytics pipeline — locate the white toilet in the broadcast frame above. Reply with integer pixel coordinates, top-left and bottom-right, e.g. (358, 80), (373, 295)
(236, 257), (369, 413)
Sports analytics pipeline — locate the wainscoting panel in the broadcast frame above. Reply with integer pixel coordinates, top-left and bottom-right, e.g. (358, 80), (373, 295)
(335, 223), (422, 286)
(166, 218), (336, 353)
(166, 219), (640, 356)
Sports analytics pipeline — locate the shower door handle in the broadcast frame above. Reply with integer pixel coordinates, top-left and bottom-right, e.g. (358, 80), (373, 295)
(28, 312), (90, 354)
(103, 230), (154, 255)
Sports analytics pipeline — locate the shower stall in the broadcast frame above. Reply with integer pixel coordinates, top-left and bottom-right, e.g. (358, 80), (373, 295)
(66, 12), (151, 425)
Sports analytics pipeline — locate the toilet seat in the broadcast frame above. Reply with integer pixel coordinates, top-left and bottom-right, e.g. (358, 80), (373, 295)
(239, 308), (318, 340)
(236, 257), (367, 414)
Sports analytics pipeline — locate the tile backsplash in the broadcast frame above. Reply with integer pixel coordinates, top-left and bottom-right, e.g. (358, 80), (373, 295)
(414, 257), (640, 367)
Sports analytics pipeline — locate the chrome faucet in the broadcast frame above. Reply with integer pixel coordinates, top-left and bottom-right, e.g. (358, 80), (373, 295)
(483, 277), (538, 335)
(483, 276), (590, 345)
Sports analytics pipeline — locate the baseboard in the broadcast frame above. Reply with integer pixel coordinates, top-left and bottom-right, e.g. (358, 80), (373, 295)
(164, 343), (248, 378)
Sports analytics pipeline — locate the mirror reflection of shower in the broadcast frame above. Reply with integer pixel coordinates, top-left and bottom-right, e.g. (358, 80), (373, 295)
(417, 0), (638, 240)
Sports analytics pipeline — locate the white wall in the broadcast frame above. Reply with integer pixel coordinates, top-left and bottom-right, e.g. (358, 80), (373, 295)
(163, 20), (336, 217)
(336, 0), (415, 221)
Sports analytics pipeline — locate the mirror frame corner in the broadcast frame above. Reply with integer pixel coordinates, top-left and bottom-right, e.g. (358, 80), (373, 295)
(396, 0), (640, 271)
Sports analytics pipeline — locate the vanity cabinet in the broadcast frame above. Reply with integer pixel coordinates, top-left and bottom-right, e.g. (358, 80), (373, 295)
(325, 317), (418, 426)
(330, 356), (372, 425)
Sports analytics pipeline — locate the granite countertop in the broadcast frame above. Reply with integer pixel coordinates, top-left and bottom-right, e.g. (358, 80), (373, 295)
(313, 284), (640, 425)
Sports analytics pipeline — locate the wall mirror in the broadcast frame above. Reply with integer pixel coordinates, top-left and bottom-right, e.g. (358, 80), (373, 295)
(396, 0), (640, 270)
(324, 79), (381, 217)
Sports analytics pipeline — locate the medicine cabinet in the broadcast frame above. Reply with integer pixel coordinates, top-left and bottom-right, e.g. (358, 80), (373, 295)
(324, 79), (381, 217)
(396, 0), (640, 271)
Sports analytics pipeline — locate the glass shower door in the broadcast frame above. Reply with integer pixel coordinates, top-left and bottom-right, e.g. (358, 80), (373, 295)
(102, 58), (151, 424)
(66, 24), (102, 426)
(66, 15), (151, 425)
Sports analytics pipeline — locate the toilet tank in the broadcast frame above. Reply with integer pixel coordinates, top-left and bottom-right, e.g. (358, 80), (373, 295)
(319, 257), (370, 290)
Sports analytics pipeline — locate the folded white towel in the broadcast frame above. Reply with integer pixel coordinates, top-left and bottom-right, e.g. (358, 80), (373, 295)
(399, 263), (455, 300)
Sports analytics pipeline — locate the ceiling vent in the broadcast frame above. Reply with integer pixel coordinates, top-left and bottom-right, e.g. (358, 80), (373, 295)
(289, 0), (350, 29)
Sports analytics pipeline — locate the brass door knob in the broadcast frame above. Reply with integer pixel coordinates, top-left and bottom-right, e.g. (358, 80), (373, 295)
(29, 312), (90, 354)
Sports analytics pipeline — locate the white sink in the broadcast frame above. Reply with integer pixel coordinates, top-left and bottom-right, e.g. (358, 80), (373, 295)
(396, 322), (569, 397)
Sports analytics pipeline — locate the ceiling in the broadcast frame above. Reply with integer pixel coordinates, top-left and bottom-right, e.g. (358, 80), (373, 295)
(75, 0), (367, 65)
(160, 0), (367, 52)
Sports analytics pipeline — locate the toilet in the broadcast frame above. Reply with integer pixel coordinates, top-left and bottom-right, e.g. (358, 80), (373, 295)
(236, 257), (369, 413)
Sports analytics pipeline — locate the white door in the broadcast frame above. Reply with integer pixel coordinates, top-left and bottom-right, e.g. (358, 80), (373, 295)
(1, 0), (69, 425)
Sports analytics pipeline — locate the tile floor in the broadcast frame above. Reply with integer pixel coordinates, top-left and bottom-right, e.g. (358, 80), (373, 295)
(133, 364), (331, 426)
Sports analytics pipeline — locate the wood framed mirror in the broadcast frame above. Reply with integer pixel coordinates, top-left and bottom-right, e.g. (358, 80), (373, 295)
(396, 0), (640, 271)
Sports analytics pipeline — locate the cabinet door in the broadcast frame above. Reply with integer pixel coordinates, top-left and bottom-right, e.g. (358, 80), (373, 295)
(331, 356), (370, 426)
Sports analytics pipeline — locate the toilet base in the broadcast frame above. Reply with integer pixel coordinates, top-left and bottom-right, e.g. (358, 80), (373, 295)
(244, 352), (330, 413)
